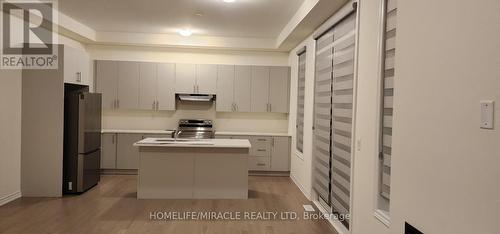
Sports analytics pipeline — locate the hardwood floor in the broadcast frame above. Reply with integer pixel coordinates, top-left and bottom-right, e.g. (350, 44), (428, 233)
(0, 176), (338, 234)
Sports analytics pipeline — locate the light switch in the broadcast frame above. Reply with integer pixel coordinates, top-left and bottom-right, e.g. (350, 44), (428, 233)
(480, 100), (494, 129)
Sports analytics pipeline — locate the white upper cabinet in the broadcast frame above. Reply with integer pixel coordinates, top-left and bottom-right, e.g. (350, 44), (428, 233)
(269, 66), (290, 113)
(139, 62), (157, 110)
(63, 46), (77, 84)
(250, 66), (270, 112)
(96, 60), (118, 109)
(96, 60), (289, 113)
(156, 63), (176, 110)
(175, 63), (196, 94)
(79, 52), (90, 86)
(97, 60), (176, 111)
(216, 65), (253, 113)
(216, 65), (235, 112)
(64, 46), (90, 85)
(234, 65), (252, 112)
(117, 61), (140, 109)
(175, 63), (217, 94)
(196, 64), (217, 94)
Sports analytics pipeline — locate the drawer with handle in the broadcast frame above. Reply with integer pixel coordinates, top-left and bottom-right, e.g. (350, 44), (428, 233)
(248, 157), (270, 171)
(248, 136), (272, 157)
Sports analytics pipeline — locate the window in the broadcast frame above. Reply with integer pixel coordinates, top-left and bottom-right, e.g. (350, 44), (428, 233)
(378, 0), (397, 214)
(296, 47), (306, 153)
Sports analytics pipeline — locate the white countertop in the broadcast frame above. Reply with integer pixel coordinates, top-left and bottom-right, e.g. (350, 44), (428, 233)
(134, 138), (251, 148)
(102, 129), (290, 137)
(102, 129), (175, 134)
(215, 131), (291, 137)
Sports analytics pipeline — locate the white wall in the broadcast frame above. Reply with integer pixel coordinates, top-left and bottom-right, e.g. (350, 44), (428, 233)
(0, 69), (22, 205)
(102, 101), (289, 133)
(352, 0), (500, 233)
(88, 45), (290, 133)
(389, 0), (500, 233)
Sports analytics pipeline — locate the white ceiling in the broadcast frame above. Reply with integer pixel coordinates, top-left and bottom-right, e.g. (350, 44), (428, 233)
(59, 0), (304, 38)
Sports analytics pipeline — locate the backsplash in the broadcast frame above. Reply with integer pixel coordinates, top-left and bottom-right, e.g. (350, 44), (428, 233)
(101, 100), (289, 133)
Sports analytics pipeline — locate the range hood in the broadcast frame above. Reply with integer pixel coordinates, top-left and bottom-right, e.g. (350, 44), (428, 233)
(177, 94), (215, 102)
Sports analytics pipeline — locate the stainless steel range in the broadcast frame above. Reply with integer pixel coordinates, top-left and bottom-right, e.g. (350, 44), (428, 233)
(175, 119), (215, 139)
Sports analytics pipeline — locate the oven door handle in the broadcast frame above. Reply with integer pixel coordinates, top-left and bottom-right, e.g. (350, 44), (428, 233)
(175, 130), (183, 140)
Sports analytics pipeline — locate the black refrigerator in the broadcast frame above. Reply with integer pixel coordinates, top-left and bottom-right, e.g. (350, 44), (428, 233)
(63, 84), (102, 194)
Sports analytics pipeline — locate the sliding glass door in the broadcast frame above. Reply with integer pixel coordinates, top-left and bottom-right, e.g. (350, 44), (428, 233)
(312, 5), (357, 230)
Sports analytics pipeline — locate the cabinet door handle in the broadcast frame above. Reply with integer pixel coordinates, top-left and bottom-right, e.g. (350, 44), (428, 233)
(153, 101), (156, 110)
(269, 104), (272, 112)
(156, 101), (159, 110)
(257, 163), (266, 166)
(194, 85), (196, 93)
(117, 99), (120, 109)
(257, 149), (266, 152)
(111, 134), (115, 144)
(257, 139), (267, 142)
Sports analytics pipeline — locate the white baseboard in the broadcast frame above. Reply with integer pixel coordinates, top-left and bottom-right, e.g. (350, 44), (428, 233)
(0, 191), (21, 206)
(313, 200), (350, 234)
(290, 173), (311, 200)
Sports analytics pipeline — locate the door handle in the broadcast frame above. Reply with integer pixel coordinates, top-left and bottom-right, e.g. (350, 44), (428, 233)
(257, 163), (266, 166)
(153, 101), (156, 110)
(156, 101), (159, 110)
(117, 99), (120, 109)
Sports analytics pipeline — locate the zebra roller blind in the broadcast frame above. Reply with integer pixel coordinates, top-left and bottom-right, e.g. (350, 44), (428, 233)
(381, 0), (397, 201)
(313, 4), (357, 229)
(313, 28), (334, 205)
(296, 50), (306, 153)
(330, 12), (356, 226)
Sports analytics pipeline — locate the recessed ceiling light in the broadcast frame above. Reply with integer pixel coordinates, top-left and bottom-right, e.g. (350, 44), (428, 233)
(178, 29), (193, 37)
(223, 0), (235, 3)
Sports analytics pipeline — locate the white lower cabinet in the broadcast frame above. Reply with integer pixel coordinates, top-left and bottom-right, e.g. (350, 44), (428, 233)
(102, 133), (290, 172)
(101, 133), (117, 169)
(101, 133), (172, 170)
(217, 135), (290, 172)
(270, 136), (291, 171)
(116, 134), (142, 169)
(249, 157), (271, 171)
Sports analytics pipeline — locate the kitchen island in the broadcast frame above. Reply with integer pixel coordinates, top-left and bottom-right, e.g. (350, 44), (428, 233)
(133, 138), (251, 199)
